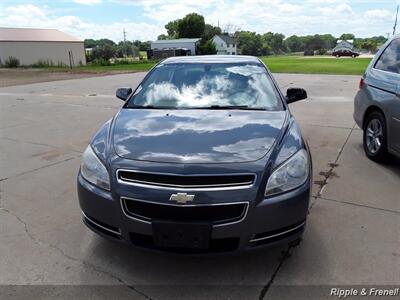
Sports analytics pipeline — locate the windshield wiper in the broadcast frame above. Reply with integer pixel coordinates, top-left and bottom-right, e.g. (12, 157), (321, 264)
(200, 105), (266, 110)
(128, 105), (176, 109)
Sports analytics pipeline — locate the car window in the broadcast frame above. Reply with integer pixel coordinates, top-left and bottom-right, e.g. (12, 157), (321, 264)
(374, 39), (400, 74)
(127, 62), (283, 110)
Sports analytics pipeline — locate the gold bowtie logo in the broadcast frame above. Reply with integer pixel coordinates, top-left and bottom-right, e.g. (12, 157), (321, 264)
(169, 193), (195, 204)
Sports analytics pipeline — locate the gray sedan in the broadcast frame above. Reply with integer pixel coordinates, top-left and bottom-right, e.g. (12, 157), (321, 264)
(354, 35), (400, 161)
(77, 56), (312, 254)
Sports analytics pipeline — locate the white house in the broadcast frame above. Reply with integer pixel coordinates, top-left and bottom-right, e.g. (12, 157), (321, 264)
(151, 38), (200, 56)
(0, 27), (86, 66)
(212, 35), (237, 55)
(333, 40), (354, 52)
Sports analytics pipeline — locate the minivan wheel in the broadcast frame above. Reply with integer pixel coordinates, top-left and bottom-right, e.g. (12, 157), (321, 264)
(363, 111), (388, 162)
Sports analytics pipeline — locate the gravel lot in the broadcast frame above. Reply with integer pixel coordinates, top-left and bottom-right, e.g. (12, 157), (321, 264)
(0, 68), (137, 88)
(0, 73), (399, 299)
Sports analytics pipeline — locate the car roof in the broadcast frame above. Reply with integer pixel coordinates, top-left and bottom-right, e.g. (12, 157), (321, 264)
(162, 55), (261, 64)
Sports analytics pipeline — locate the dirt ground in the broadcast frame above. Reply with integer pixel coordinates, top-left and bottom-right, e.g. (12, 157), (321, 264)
(0, 68), (131, 87)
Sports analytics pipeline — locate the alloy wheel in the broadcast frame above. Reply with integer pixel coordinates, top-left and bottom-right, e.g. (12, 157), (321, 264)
(366, 118), (383, 154)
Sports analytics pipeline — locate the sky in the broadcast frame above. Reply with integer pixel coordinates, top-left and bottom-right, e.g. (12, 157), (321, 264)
(0, 0), (398, 42)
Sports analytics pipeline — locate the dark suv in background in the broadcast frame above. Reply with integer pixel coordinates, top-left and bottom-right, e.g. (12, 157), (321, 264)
(332, 49), (359, 58)
(354, 35), (400, 161)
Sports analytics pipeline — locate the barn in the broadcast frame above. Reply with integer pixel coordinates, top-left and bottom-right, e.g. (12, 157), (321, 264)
(0, 27), (86, 67)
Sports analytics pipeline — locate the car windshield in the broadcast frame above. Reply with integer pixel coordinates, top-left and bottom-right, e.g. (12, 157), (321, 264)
(126, 62), (283, 110)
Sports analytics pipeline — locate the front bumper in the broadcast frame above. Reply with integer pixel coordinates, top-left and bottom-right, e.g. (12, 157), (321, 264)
(78, 173), (310, 253)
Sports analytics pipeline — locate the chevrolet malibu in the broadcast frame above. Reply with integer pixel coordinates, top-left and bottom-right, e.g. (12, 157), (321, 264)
(78, 55), (312, 253)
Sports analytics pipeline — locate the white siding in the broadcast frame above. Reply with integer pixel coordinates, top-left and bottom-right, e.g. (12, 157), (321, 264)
(151, 41), (197, 55)
(0, 41), (86, 66)
(212, 36), (237, 55)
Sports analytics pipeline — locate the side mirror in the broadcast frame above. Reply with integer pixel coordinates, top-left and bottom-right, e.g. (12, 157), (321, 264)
(286, 88), (307, 104)
(116, 87), (132, 101)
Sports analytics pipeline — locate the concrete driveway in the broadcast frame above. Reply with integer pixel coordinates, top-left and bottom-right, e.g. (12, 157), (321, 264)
(0, 73), (399, 299)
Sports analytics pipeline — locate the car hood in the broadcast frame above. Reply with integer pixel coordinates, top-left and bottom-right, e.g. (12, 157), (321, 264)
(112, 109), (287, 164)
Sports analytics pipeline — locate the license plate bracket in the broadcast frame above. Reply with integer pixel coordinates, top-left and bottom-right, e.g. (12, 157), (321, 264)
(152, 220), (211, 249)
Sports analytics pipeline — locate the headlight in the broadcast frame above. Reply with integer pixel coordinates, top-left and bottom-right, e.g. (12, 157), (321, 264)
(265, 149), (309, 196)
(80, 145), (110, 191)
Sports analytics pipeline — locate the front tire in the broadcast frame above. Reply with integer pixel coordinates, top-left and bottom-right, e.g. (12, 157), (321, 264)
(363, 111), (388, 162)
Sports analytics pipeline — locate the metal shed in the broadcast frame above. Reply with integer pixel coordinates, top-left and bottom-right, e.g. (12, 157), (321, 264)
(0, 27), (86, 67)
(151, 38), (201, 56)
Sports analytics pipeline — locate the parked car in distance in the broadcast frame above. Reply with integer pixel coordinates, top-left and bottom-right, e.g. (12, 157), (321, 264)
(354, 35), (400, 162)
(77, 55), (312, 254)
(332, 49), (359, 58)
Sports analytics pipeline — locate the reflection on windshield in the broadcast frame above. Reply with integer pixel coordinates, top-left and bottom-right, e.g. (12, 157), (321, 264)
(128, 63), (282, 110)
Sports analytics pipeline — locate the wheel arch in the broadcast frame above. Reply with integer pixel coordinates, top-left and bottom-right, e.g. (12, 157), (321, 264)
(362, 105), (386, 130)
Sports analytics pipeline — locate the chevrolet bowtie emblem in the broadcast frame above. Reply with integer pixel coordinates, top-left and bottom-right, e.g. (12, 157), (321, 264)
(169, 193), (195, 204)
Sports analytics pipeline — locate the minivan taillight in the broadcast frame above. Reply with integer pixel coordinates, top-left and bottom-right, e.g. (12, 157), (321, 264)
(359, 78), (365, 89)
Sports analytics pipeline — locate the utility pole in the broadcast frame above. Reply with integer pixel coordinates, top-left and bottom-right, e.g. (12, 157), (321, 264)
(393, 5), (399, 36)
(123, 28), (127, 57)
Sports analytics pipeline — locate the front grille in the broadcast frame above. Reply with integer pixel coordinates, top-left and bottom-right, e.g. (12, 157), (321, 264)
(122, 198), (248, 225)
(130, 232), (239, 253)
(117, 169), (255, 189)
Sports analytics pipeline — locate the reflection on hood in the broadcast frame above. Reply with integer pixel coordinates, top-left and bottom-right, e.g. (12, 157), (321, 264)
(112, 109), (287, 163)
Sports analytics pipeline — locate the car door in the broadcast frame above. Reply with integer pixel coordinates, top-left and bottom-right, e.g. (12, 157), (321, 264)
(369, 38), (400, 152)
(394, 88), (400, 152)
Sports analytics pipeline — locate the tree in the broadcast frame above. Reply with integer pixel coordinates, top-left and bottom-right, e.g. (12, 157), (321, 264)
(284, 35), (304, 52)
(92, 44), (116, 60)
(319, 34), (336, 50)
(96, 38), (116, 47)
(164, 12), (215, 54)
(361, 40), (378, 52)
(198, 39), (217, 55)
(177, 13), (205, 38)
(354, 36), (387, 53)
(303, 35), (325, 53)
(139, 41), (151, 51)
(262, 32), (285, 54)
(84, 39), (97, 48)
(339, 33), (355, 40)
(133, 40), (151, 51)
(235, 31), (263, 56)
(202, 24), (221, 41)
(165, 20), (180, 38)
(116, 41), (135, 57)
(157, 34), (168, 40)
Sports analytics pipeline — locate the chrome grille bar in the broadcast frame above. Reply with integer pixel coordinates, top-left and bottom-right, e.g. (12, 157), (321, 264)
(116, 169), (256, 191)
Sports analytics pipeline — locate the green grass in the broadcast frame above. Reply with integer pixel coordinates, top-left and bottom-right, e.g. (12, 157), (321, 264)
(260, 55), (372, 75)
(74, 62), (155, 72)
(44, 61), (156, 73)
(38, 55), (372, 75)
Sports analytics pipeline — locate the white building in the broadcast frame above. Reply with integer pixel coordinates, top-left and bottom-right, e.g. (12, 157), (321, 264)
(333, 40), (354, 52)
(0, 27), (86, 67)
(151, 38), (201, 56)
(212, 35), (237, 55)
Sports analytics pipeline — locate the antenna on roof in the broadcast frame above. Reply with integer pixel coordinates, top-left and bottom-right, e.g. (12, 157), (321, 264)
(393, 4), (399, 35)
